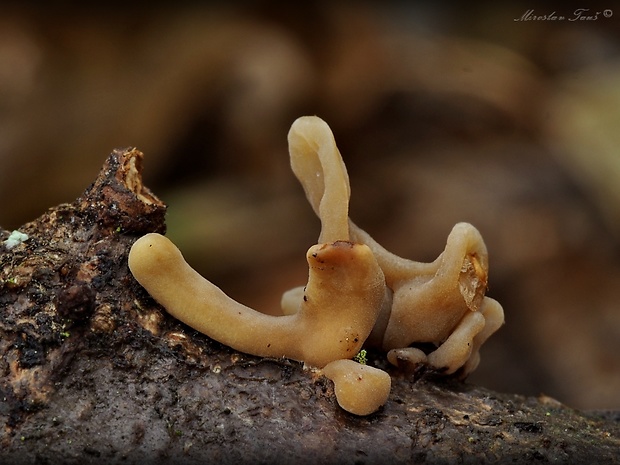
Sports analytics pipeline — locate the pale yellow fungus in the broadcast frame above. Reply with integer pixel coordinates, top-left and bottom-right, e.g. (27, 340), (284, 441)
(288, 115), (504, 377)
(128, 114), (505, 416)
(322, 359), (391, 416)
(288, 116), (351, 243)
(128, 233), (386, 368)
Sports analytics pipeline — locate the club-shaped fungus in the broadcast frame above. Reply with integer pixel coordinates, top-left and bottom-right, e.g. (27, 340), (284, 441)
(129, 115), (504, 416)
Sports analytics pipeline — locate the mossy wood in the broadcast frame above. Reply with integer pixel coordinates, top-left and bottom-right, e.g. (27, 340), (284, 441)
(1, 149), (618, 464)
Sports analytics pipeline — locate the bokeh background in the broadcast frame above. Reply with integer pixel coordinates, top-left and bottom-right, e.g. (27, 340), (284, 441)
(1, 2), (619, 410)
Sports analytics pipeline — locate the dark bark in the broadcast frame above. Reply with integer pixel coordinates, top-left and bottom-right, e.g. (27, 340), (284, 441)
(1, 148), (618, 465)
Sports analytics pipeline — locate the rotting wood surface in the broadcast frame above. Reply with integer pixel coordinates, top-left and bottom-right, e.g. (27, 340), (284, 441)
(1, 148), (618, 465)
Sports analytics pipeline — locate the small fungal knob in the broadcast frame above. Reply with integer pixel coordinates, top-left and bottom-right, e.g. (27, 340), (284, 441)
(322, 359), (391, 416)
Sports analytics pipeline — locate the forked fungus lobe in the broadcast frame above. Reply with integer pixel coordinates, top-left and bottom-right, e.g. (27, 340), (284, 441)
(129, 115), (504, 416)
(129, 234), (386, 368)
(287, 116), (504, 376)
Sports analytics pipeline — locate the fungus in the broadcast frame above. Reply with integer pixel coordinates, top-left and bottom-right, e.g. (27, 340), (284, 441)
(128, 233), (386, 368)
(322, 359), (391, 416)
(285, 116), (393, 327)
(287, 115), (504, 376)
(128, 115), (505, 416)
(351, 220), (504, 375)
(288, 115), (351, 244)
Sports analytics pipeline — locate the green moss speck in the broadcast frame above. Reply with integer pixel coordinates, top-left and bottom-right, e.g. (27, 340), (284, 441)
(353, 349), (367, 365)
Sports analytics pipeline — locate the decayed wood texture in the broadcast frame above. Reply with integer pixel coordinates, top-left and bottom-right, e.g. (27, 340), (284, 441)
(1, 148), (618, 464)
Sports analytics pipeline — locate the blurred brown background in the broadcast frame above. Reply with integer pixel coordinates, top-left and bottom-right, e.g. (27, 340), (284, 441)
(1, 2), (619, 410)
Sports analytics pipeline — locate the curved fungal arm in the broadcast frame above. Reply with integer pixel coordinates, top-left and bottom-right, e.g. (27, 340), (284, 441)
(288, 116), (351, 243)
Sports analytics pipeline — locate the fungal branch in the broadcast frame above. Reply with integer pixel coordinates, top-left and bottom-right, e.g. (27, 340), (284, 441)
(287, 117), (504, 376)
(128, 116), (505, 416)
(288, 116), (351, 243)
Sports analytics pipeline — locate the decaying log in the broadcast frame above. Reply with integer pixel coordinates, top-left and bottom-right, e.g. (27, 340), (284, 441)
(1, 148), (618, 465)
